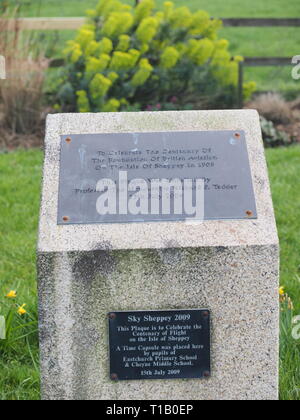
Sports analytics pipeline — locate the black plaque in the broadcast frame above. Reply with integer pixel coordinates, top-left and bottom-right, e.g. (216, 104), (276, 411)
(108, 309), (210, 381)
(58, 130), (257, 224)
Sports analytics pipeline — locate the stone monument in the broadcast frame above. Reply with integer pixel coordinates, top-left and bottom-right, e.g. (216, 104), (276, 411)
(38, 110), (279, 400)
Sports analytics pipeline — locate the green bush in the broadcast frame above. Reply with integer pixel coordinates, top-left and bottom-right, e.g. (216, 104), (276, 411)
(55, 0), (256, 112)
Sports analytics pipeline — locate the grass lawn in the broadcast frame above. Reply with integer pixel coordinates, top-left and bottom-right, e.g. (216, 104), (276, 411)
(0, 144), (299, 400)
(8, 0), (300, 95)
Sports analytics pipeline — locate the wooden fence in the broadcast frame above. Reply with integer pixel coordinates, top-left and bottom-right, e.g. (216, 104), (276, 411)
(2, 17), (299, 107)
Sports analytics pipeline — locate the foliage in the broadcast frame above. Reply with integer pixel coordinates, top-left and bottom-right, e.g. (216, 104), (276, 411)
(55, 0), (256, 112)
(4, 0), (300, 94)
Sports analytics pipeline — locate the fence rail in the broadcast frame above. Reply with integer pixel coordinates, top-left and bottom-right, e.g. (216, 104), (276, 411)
(244, 57), (293, 66)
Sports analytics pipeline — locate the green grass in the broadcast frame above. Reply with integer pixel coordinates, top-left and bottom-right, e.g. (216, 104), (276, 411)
(7, 0), (300, 94)
(267, 147), (300, 307)
(0, 145), (299, 399)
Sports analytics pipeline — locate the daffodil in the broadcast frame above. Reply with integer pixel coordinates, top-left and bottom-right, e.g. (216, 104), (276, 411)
(6, 290), (17, 299)
(287, 297), (294, 311)
(279, 287), (285, 296)
(17, 304), (27, 316)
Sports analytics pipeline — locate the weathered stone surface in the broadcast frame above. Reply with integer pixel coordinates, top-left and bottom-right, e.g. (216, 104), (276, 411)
(38, 110), (279, 400)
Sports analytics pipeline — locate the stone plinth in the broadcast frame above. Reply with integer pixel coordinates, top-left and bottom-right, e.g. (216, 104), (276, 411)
(38, 110), (279, 400)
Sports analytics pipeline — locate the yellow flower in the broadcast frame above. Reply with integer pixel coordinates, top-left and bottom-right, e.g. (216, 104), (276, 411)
(109, 50), (140, 71)
(90, 74), (112, 101)
(215, 39), (229, 50)
(107, 72), (119, 83)
(134, 0), (155, 24)
(102, 12), (133, 37)
(85, 40), (99, 56)
(64, 41), (82, 63)
(6, 290), (17, 299)
(163, 2), (174, 20)
(98, 37), (113, 55)
(85, 54), (111, 77)
(243, 81), (257, 101)
(17, 304), (27, 316)
(186, 38), (214, 66)
(169, 7), (192, 29)
(120, 98), (129, 106)
(76, 28), (95, 50)
(279, 286), (285, 296)
(102, 98), (121, 112)
(188, 10), (210, 36)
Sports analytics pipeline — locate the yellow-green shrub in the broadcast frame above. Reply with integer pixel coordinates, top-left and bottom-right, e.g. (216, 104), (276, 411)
(56, 0), (256, 112)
